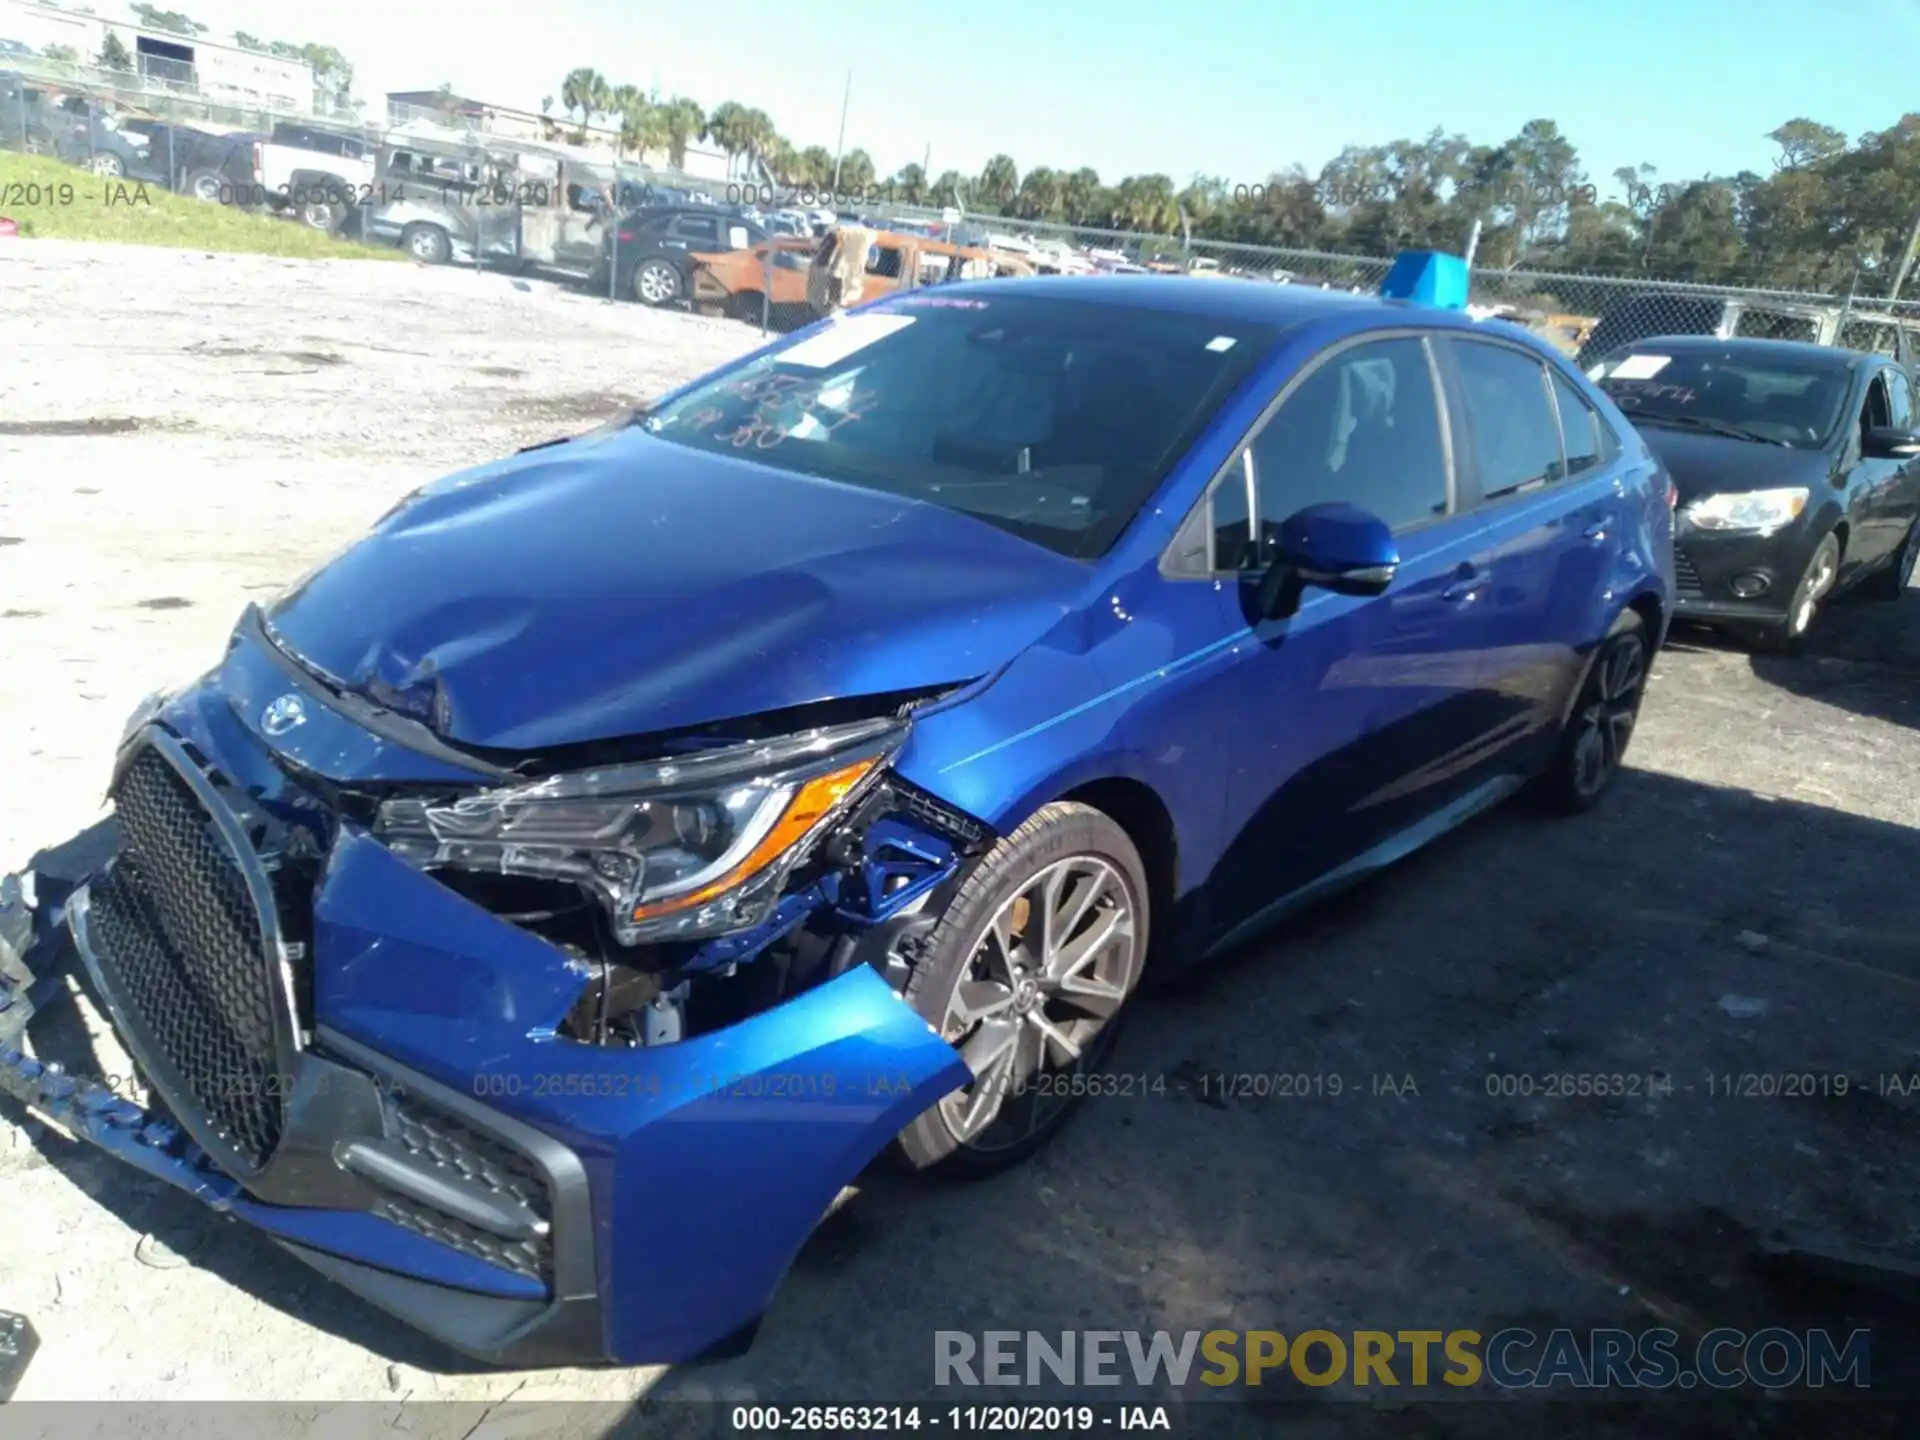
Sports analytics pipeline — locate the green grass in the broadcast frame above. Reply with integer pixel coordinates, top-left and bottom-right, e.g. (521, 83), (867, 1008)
(0, 151), (407, 260)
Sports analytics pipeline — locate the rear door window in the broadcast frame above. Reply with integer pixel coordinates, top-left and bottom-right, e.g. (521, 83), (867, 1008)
(1549, 370), (1605, 478)
(1448, 338), (1565, 503)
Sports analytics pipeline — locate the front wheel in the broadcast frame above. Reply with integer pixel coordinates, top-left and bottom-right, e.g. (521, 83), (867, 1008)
(1530, 609), (1649, 815)
(89, 151), (124, 178)
(895, 803), (1149, 1178)
(1749, 530), (1841, 655)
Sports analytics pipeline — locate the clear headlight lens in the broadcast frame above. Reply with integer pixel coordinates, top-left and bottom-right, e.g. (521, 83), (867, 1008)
(373, 716), (905, 942)
(1683, 487), (1808, 534)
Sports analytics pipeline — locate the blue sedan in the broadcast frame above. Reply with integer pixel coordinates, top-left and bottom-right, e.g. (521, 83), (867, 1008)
(0, 269), (1673, 1368)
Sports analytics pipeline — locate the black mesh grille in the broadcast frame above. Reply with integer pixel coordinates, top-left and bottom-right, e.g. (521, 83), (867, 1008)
(96, 746), (285, 1170)
(1674, 548), (1704, 598)
(376, 1096), (554, 1283)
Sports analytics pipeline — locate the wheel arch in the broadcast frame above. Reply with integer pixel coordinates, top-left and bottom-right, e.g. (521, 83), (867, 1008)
(1058, 775), (1179, 961)
(1556, 588), (1662, 730)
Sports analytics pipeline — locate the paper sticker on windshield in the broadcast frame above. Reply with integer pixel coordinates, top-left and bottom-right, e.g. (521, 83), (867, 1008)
(728, 225), (749, 249)
(777, 313), (917, 367)
(1610, 354), (1671, 380)
(1205, 336), (1237, 352)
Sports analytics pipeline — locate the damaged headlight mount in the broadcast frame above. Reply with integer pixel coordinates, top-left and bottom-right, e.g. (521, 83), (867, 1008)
(373, 716), (906, 943)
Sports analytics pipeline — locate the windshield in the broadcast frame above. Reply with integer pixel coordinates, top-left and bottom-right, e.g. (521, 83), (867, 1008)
(640, 295), (1279, 557)
(1590, 346), (1852, 449)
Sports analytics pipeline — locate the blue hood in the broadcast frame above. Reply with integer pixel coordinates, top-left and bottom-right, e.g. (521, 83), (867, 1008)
(265, 429), (1090, 752)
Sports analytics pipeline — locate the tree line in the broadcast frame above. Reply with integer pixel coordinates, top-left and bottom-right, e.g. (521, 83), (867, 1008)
(553, 72), (1920, 297)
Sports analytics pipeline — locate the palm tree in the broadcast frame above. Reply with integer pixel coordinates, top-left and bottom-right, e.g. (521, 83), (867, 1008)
(795, 146), (835, 187)
(705, 101), (754, 178)
(560, 68), (607, 132)
(762, 136), (797, 185)
(1060, 167), (1101, 225)
(658, 96), (707, 170)
(978, 154), (1018, 211)
(837, 148), (875, 192)
(1013, 166), (1062, 221)
(931, 170), (967, 208)
(892, 163), (927, 204)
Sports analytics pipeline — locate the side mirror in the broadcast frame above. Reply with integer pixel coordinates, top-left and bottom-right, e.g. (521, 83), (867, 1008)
(1251, 502), (1399, 619)
(1863, 425), (1920, 460)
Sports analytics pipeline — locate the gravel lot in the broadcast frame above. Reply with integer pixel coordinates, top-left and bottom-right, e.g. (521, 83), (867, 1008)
(1, 241), (1916, 1438)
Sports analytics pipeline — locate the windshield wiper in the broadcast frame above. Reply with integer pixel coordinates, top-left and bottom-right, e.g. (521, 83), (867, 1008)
(1628, 412), (1791, 446)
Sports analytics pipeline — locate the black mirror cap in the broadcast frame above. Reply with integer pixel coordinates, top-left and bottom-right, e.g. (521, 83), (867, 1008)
(1862, 425), (1920, 460)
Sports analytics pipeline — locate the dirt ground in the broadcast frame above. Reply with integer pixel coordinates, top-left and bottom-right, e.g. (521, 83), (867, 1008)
(0, 241), (1916, 1439)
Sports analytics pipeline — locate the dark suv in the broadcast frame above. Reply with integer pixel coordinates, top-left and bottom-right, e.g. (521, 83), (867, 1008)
(126, 122), (263, 202)
(603, 206), (767, 306)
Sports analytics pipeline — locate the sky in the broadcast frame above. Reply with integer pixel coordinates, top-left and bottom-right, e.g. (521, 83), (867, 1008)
(100, 0), (1920, 199)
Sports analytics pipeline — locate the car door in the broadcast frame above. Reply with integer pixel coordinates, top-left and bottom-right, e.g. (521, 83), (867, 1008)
(1188, 330), (1518, 945)
(1438, 334), (1632, 767)
(1843, 367), (1906, 579)
(1884, 366), (1920, 553)
(663, 212), (722, 264)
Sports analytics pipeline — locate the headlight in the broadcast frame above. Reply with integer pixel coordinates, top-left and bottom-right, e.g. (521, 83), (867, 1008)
(1683, 487), (1808, 535)
(373, 716), (905, 942)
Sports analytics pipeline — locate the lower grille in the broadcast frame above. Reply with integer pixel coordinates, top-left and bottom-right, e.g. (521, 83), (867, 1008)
(374, 1095), (554, 1283)
(96, 744), (287, 1171)
(1674, 547), (1704, 598)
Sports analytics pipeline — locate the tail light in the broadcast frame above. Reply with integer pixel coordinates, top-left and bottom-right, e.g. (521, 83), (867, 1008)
(1667, 480), (1680, 509)
(616, 228), (636, 244)
(251, 140), (261, 184)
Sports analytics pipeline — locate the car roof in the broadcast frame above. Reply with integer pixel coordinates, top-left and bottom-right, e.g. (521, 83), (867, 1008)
(913, 274), (1553, 342)
(1612, 334), (1865, 371)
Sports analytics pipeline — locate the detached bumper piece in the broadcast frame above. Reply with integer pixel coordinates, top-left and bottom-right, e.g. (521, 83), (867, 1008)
(10, 729), (599, 1366)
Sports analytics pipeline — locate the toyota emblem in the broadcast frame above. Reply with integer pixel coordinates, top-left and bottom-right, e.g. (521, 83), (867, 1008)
(260, 694), (307, 736)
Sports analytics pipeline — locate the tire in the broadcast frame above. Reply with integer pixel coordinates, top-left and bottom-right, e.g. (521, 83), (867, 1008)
(88, 151), (124, 178)
(632, 257), (683, 306)
(894, 802), (1150, 1179)
(401, 223), (451, 265)
(1748, 530), (1842, 655)
(182, 169), (226, 203)
(298, 198), (339, 231)
(1864, 518), (1919, 601)
(1530, 608), (1650, 815)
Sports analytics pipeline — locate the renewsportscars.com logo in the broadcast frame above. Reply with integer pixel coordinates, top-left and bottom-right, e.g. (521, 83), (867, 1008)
(934, 1328), (1873, 1391)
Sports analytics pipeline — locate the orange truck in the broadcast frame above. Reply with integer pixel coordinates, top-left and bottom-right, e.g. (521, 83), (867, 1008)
(687, 226), (1032, 329)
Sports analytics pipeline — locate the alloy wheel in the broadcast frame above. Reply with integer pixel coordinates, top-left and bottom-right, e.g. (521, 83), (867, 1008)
(935, 856), (1140, 1152)
(1570, 634), (1646, 799)
(636, 261), (677, 304)
(191, 175), (221, 202)
(89, 153), (122, 177)
(1790, 538), (1839, 635)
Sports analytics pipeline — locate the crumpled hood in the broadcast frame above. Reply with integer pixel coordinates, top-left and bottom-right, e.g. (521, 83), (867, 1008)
(1636, 424), (1834, 501)
(265, 428), (1090, 751)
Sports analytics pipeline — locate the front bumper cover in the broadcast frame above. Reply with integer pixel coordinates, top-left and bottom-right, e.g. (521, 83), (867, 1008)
(0, 655), (973, 1367)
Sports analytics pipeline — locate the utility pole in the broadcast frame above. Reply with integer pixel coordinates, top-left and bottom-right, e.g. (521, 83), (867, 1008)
(830, 71), (850, 191)
(1463, 218), (1483, 269)
(1886, 198), (1920, 303)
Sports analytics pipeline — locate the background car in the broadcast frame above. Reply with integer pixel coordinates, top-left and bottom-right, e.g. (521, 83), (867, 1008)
(1594, 335), (1920, 651)
(604, 204), (767, 305)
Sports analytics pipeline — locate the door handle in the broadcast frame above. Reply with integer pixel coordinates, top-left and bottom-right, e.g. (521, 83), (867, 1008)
(1442, 572), (1490, 604)
(1581, 520), (1609, 542)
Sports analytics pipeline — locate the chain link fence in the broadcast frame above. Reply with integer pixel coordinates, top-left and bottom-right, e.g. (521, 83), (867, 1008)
(8, 51), (1920, 364)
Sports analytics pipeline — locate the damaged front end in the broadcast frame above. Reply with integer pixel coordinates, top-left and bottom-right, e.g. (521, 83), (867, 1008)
(0, 609), (993, 1367)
